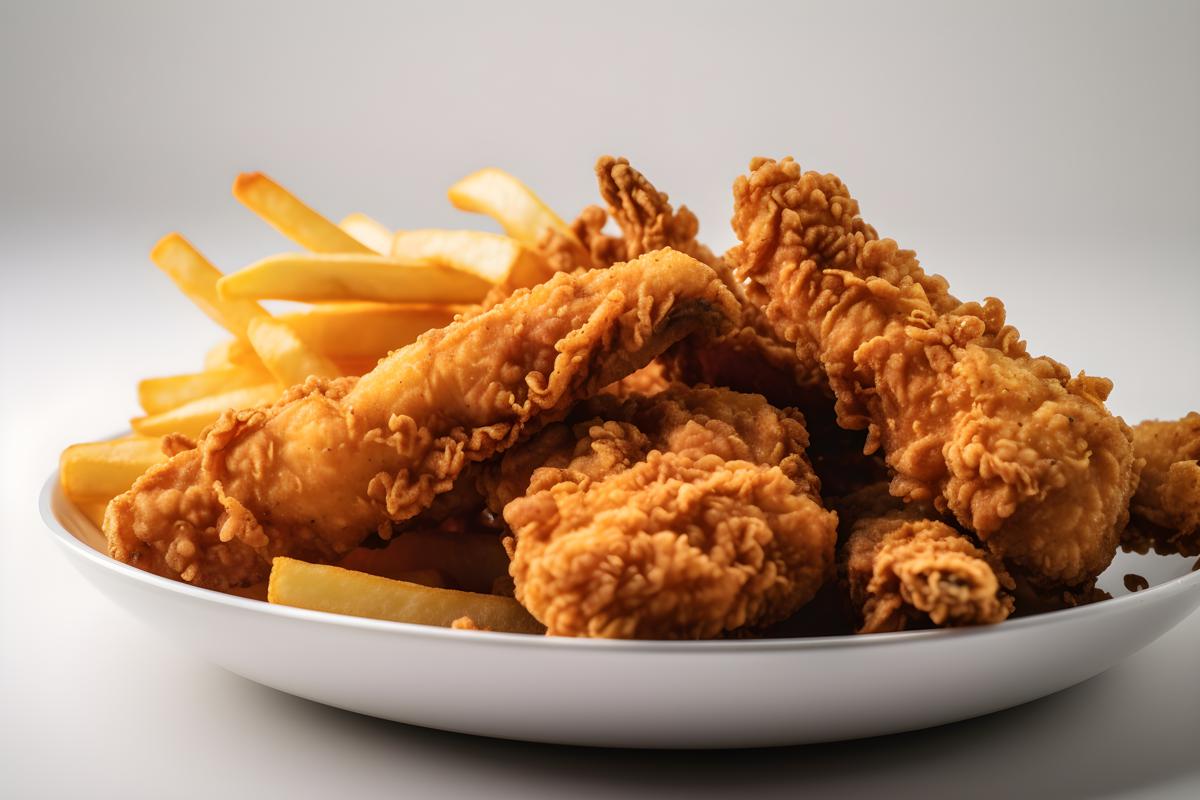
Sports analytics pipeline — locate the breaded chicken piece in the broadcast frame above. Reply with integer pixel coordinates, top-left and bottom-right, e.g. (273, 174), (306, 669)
(730, 157), (1138, 589)
(105, 251), (739, 589)
(582, 156), (830, 411)
(1124, 412), (1200, 556)
(591, 156), (724, 269)
(487, 386), (838, 639)
(601, 360), (671, 399)
(836, 485), (1014, 634)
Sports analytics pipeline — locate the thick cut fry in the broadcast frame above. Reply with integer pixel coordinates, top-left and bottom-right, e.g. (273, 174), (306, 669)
(246, 317), (341, 386)
(448, 170), (583, 251)
(339, 213), (392, 254)
(151, 233), (270, 337)
(233, 172), (373, 254)
(217, 253), (492, 304)
(279, 303), (457, 361)
(131, 384), (279, 439)
(338, 530), (510, 593)
(138, 366), (274, 415)
(447, 168), (581, 250)
(268, 558), (545, 634)
(77, 500), (110, 530)
(391, 229), (552, 287)
(204, 338), (264, 371)
(60, 436), (167, 502)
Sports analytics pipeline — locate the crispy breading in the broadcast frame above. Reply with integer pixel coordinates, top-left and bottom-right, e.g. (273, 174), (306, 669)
(489, 386), (837, 639)
(1124, 412), (1200, 556)
(105, 251), (739, 589)
(836, 485), (1014, 633)
(730, 157), (1138, 588)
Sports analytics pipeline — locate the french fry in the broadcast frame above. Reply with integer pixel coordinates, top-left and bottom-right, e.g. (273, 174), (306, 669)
(339, 213), (392, 254)
(268, 558), (545, 634)
(338, 530), (510, 593)
(279, 302), (457, 361)
(77, 500), (110, 530)
(138, 366), (274, 415)
(246, 317), (341, 385)
(60, 436), (167, 503)
(447, 168), (581, 251)
(203, 337), (264, 371)
(131, 384), (279, 439)
(391, 228), (553, 287)
(154, 235), (336, 385)
(150, 233), (269, 337)
(217, 253), (492, 304)
(233, 172), (373, 254)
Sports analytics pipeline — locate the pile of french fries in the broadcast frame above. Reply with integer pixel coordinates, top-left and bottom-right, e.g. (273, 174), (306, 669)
(60, 167), (586, 635)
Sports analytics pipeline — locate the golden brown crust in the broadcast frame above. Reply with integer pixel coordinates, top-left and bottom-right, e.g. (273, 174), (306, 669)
(601, 361), (671, 399)
(584, 156), (829, 411)
(838, 485), (1014, 633)
(491, 386), (838, 639)
(593, 156), (722, 269)
(1124, 412), (1200, 555)
(105, 251), (739, 589)
(845, 517), (1016, 634)
(730, 157), (1137, 588)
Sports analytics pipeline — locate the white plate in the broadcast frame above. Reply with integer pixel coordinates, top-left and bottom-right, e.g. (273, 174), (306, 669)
(41, 473), (1200, 749)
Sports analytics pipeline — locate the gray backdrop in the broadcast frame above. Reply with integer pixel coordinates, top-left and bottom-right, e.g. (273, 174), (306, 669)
(2, 2), (1198, 798)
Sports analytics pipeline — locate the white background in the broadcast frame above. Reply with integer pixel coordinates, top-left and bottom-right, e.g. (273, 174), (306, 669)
(2, 1), (1198, 797)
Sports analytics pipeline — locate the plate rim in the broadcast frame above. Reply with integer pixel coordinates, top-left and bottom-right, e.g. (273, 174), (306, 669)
(40, 469), (1200, 654)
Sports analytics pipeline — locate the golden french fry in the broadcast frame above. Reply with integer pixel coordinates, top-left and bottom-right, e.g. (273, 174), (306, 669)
(246, 317), (341, 386)
(337, 530), (510, 594)
(77, 499), (110, 530)
(233, 172), (373, 254)
(217, 253), (492, 304)
(268, 558), (545, 634)
(60, 436), (167, 503)
(150, 233), (269, 337)
(339, 213), (392, 254)
(131, 384), (279, 438)
(279, 302), (457, 361)
(138, 366), (274, 415)
(203, 337), (263, 371)
(391, 228), (553, 287)
(448, 168), (581, 251)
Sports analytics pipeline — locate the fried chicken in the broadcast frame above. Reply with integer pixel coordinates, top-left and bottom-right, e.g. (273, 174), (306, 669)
(1123, 412), (1200, 556)
(584, 157), (830, 410)
(730, 157), (1138, 589)
(836, 484), (1014, 633)
(105, 251), (739, 589)
(484, 386), (838, 638)
(601, 360), (671, 399)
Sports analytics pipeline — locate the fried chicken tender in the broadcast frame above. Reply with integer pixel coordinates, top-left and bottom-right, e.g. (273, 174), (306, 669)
(486, 386), (838, 639)
(730, 157), (1138, 588)
(105, 251), (739, 589)
(837, 485), (1014, 633)
(601, 360), (671, 399)
(1124, 412), (1200, 556)
(584, 156), (870, 499)
(591, 156), (724, 269)
(587, 156), (828, 408)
